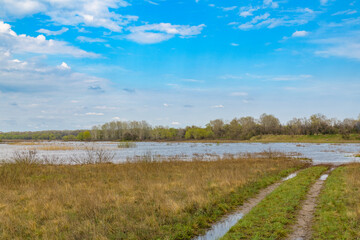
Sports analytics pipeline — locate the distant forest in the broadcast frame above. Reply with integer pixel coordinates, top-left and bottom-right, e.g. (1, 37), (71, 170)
(1, 114), (360, 141)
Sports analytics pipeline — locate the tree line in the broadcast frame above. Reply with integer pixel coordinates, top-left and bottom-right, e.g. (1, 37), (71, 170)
(1, 114), (360, 141)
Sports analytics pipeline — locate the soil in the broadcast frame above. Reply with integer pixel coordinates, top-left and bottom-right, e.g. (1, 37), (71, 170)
(286, 170), (333, 240)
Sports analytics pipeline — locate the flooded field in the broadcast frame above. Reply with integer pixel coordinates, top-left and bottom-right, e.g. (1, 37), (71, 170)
(1, 141), (360, 164)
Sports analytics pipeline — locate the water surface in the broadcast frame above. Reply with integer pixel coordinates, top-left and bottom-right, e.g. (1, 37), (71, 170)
(0, 142), (359, 164)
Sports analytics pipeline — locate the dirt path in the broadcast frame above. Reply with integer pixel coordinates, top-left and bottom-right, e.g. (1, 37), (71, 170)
(195, 171), (300, 240)
(286, 169), (333, 240)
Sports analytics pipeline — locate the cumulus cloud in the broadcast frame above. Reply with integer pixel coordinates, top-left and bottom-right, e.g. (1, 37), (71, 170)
(58, 62), (71, 70)
(292, 30), (309, 37)
(0, 50), (106, 94)
(0, 0), (137, 32)
(37, 27), (68, 36)
(126, 23), (206, 44)
(0, 21), (98, 57)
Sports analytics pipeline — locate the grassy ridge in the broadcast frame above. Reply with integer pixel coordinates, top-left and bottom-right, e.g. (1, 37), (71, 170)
(0, 155), (305, 239)
(222, 166), (328, 240)
(312, 165), (360, 239)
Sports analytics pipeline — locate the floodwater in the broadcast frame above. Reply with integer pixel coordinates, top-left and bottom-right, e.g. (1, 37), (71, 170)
(0, 141), (360, 164)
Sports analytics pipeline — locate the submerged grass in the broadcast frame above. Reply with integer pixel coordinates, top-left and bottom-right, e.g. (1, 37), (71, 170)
(0, 154), (306, 239)
(312, 164), (360, 239)
(117, 141), (137, 148)
(222, 166), (328, 240)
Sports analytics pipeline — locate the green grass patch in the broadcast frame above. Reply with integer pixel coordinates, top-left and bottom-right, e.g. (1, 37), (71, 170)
(312, 165), (360, 239)
(222, 166), (328, 240)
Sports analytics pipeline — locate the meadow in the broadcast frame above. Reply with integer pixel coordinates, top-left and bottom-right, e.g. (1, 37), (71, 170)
(312, 164), (360, 239)
(0, 153), (306, 239)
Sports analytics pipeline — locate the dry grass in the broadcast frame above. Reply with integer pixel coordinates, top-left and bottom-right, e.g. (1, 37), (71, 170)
(0, 154), (306, 239)
(9, 142), (44, 145)
(34, 145), (78, 151)
(10, 142), (88, 151)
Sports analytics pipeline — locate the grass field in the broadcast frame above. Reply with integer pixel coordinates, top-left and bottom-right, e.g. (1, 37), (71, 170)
(312, 164), (360, 239)
(0, 154), (306, 239)
(221, 166), (328, 240)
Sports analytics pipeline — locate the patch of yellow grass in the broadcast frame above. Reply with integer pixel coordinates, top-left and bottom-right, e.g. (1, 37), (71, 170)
(11, 143), (87, 151)
(0, 155), (306, 239)
(34, 145), (77, 151)
(9, 142), (43, 145)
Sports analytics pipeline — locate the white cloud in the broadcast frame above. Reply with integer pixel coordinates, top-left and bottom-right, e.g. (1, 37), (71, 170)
(0, 21), (98, 57)
(211, 104), (224, 108)
(239, 7), (259, 17)
(126, 23), (206, 44)
(263, 0), (279, 9)
(171, 121), (180, 125)
(320, 0), (328, 5)
(332, 9), (357, 16)
(292, 30), (309, 37)
(238, 8), (316, 30)
(58, 62), (71, 70)
(145, 0), (159, 5)
(94, 105), (117, 110)
(230, 43), (239, 46)
(222, 6), (237, 11)
(0, 0), (137, 32)
(85, 112), (104, 116)
(163, 103), (169, 107)
(315, 37), (360, 60)
(220, 74), (242, 80)
(37, 27), (68, 36)
(76, 36), (106, 43)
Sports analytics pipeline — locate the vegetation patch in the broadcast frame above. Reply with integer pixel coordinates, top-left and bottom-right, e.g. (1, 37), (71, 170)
(222, 166), (328, 240)
(0, 155), (306, 239)
(117, 141), (137, 148)
(312, 165), (360, 239)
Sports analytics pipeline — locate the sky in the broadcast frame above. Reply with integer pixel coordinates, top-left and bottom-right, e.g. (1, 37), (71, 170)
(1, 0), (360, 131)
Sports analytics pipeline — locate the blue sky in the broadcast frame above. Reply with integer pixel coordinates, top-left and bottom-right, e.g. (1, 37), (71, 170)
(1, 0), (360, 131)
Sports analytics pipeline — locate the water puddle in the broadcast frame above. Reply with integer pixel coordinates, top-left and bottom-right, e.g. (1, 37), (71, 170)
(194, 212), (244, 240)
(320, 174), (329, 180)
(193, 171), (298, 240)
(282, 172), (297, 181)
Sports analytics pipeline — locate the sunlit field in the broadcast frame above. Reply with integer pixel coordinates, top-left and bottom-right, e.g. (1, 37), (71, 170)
(0, 153), (306, 239)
